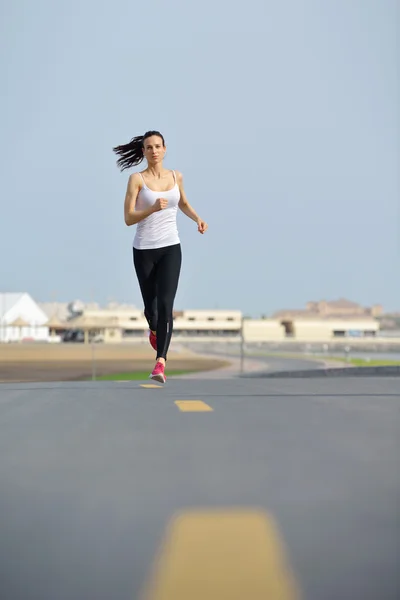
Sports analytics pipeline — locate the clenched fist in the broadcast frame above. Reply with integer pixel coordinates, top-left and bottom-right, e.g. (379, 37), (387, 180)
(197, 219), (208, 234)
(153, 197), (168, 212)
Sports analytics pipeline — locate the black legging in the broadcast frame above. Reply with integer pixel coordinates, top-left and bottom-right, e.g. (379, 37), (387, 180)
(133, 243), (182, 360)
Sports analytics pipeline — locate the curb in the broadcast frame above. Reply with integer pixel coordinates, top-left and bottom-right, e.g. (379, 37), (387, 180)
(240, 365), (400, 379)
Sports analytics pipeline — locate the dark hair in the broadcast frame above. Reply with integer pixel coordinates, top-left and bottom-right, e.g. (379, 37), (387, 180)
(113, 130), (165, 171)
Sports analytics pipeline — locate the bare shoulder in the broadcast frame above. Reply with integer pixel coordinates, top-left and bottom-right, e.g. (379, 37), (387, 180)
(129, 172), (142, 182)
(127, 172), (142, 188)
(174, 170), (184, 184)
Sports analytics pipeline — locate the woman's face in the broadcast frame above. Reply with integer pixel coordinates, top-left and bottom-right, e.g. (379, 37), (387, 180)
(143, 135), (166, 165)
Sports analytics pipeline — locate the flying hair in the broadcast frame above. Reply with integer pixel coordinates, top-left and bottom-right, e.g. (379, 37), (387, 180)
(113, 130), (165, 171)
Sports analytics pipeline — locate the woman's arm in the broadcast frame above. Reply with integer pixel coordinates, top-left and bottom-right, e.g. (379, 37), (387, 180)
(177, 171), (208, 234)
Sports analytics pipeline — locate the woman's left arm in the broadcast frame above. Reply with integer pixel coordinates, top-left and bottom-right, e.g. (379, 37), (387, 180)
(177, 171), (208, 234)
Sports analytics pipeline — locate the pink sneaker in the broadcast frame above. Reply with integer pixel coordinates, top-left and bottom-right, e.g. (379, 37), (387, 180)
(150, 361), (166, 383)
(149, 330), (157, 352)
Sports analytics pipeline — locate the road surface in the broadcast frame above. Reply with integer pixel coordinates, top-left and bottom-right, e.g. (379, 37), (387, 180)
(0, 376), (399, 599)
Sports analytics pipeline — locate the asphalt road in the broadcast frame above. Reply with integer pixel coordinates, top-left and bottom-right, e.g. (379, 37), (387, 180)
(244, 353), (328, 372)
(183, 342), (330, 373)
(0, 377), (399, 599)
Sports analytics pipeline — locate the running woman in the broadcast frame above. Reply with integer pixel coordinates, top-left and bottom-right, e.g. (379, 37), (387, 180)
(113, 130), (208, 383)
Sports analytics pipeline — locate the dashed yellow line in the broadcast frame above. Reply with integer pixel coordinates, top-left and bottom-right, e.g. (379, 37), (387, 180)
(174, 400), (213, 412)
(140, 508), (300, 599)
(141, 384), (163, 389)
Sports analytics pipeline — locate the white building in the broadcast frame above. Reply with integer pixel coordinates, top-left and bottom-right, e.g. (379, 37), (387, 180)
(0, 293), (50, 342)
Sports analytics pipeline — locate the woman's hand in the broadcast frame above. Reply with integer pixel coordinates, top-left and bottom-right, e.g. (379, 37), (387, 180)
(197, 219), (208, 234)
(153, 198), (169, 212)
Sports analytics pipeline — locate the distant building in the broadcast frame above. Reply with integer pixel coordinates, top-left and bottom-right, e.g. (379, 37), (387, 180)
(270, 298), (380, 341)
(273, 298), (383, 319)
(65, 304), (381, 343)
(38, 300), (138, 321)
(3, 293), (388, 344)
(378, 312), (400, 334)
(272, 298), (383, 319)
(65, 307), (244, 343)
(0, 293), (50, 342)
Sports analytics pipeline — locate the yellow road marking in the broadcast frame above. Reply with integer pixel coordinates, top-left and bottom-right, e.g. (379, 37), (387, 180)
(174, 400), (213, 412)
(140, 509), (300, 599)
(141, 384), (163, 388)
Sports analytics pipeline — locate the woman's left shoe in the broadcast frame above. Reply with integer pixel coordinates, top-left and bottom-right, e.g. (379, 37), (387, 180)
(150, 361), (166, 383)
(149, 330), (157, 351)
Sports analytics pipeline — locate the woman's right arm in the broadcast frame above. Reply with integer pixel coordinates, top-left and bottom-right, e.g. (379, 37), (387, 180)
(124, 174), (156, 226)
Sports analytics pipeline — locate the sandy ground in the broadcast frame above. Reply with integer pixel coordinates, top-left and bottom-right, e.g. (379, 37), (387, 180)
(0, 342), (231, 382)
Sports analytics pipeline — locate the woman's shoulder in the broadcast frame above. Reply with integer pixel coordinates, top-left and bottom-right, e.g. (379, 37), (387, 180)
(128, 171), (143, 180)
(130, 170), (145, 179)
(128, 171), (145, 185)
(172, 169), (183, 183)
(126, 172), (144, 193)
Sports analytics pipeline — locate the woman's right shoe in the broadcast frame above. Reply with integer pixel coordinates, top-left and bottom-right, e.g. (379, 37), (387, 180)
(150, 361), (166, 383)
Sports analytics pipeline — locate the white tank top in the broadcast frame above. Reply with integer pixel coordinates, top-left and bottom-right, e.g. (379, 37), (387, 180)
(133, 170), (181, 250)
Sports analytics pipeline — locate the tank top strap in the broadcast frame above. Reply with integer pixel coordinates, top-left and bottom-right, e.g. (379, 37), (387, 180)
(171, 170), (176, 184)
(138, 172), (147, 188)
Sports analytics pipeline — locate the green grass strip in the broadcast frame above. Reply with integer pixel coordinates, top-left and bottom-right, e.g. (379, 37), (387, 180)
(95, 369), (193, 381)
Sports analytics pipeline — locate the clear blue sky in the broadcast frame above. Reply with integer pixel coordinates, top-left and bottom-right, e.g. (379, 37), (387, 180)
(1, 0), (398, 315)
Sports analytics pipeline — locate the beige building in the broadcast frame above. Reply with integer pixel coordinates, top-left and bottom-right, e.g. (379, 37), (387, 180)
(173, 309), (242, 337)
(243, 316), (379, 342)
(57, 304), (380, 344)
(31, 296), (385, 344)
(268, 298), (381, 342)
(282, 316), (379, 341)
(274, 298), (383, 320)
(63, 308), (244, 343)
(242, 319), (285, 342)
